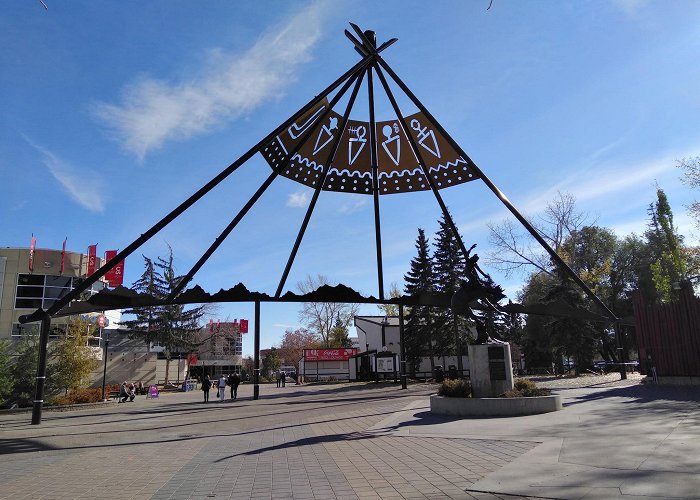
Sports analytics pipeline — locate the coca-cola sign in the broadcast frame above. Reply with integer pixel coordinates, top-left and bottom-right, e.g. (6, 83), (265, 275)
(304, 348), (357, 361)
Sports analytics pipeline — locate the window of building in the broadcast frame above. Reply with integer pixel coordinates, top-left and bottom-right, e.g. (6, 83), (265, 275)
(14, 274), (105, 310)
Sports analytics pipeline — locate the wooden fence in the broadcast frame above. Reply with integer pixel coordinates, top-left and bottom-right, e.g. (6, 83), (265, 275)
(633, 289), (700, 377)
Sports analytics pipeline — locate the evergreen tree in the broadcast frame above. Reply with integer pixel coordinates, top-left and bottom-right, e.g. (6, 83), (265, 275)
(645, 188), (688, 302)
(328, 315), (352, 347)
(10, 332), (40, 407)
(432, 211), (469, 354)
(120, 256), (165, 335)
(121, 247), (206, 383)
(403, 228), (435, 374)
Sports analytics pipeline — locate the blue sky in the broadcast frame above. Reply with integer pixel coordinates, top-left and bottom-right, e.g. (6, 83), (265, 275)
(3, 1), (700, 356)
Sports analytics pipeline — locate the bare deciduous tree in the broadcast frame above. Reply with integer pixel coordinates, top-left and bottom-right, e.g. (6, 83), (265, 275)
(487, 191), (592, 277)
(297, 274), (360, 347)
(278, 327), (320, 372)
(678, 157), (700, 229)
(376, 282), (402, 316)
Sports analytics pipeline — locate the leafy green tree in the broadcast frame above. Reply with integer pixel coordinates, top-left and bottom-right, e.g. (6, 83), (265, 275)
(646, 188), (688, 302)
(47, 317), (99, 396)
(403, 228), (436, 374)
(0, 341), (14, 407)
(544, 276), (599, 374)
(262, 348), (281, 379)
(121, 247), (207, 383)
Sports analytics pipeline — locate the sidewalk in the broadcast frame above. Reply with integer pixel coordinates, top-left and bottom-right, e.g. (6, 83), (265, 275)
(0, 378), (697, 499)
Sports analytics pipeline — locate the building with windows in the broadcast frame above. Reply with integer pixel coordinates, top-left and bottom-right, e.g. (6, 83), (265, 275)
(186, 321), (244, 380)
(0, 247), (120, 343)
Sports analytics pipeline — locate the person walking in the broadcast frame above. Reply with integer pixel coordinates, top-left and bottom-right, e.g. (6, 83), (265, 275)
(281, 371), (286, 387)
(218, 374), (227, 402)
(276, 370), (281, 388)
(231, 372), (236, 399)
(202, 374), (211, 403)
(230, 372), (240, 400)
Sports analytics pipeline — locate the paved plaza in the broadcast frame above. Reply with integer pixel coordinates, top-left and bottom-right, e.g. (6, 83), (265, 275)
(0, 377), (698, 500)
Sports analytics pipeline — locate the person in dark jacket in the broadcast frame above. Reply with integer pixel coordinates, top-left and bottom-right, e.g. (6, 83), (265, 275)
(229, 372), (240, 400)
(119, 381), (135, 403)
(202, 374), (212, 403)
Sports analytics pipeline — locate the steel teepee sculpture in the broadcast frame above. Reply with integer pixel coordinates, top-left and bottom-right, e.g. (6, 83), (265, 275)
(21, 24), (618, 424)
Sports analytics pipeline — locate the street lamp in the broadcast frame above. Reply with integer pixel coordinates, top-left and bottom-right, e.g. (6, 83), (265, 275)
(101, 337), (110, 401)
(177, 353), (181, 385)
(381, 315), (389, 349)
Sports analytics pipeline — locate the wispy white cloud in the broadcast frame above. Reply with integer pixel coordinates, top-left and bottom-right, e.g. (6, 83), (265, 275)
(520, 150), (691, 214)
(337, 195), (368, 214)
(93, 3), (326, 159)
(612, 0), (647, 17)
(25, 137), (105, 212)
(287, 190), (309, 208)
(272, 323), (300, 330)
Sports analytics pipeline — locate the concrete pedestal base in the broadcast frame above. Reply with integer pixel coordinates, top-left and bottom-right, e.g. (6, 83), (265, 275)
(468, 343), (514, 398)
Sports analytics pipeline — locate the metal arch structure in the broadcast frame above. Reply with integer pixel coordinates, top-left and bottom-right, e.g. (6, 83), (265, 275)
(20, 24), (618, 425)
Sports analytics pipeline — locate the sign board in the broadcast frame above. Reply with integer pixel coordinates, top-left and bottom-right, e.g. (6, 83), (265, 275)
(304, 348), (357, 362)
(376, 357), (394, 373)
(147, 384), (159, 399)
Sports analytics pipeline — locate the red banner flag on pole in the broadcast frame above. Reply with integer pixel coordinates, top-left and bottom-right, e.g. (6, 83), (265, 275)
(104, 250), (125, 287)
(240, 319), (248, 333)
(29, 234), (36, 272)
(87, 244), (97, 277)
(60, 238), (67, 274)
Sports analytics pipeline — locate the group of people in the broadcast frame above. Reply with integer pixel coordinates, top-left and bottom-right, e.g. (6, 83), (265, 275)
(275, 370), (287, 388)
(201, 372), (240, 403)
(118, 381), (146, 402)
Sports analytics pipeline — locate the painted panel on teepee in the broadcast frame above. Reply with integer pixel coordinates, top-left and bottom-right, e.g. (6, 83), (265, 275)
(376, 118), (421, 194)
(325, 119), (373, 194)
(261, 98), (337, 189)
(405, 112), (479, 189)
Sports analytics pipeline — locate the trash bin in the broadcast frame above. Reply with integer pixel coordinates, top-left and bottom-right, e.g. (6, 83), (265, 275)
(448, 364), (458, 380)
(434, 366), (444, 383)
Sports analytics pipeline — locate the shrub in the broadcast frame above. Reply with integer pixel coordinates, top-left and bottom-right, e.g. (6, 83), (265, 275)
(502, 378), (550, 398)
(49, 384), (120, 406)
(437, 378), (471, 398)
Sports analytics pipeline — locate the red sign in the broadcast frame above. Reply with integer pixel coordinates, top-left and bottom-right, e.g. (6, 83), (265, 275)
(187, 353), (198, 366)
(87, 244), (97, 276)
(97, 315), (106, 328)
(29, 234), (36, 272)
(304, 348), (358, 361)
(240, 319), (248, 333)
(104, 250), (125, 287)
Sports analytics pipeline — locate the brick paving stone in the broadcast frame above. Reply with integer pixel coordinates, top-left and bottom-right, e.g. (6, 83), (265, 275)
(0, 383), (540, 500)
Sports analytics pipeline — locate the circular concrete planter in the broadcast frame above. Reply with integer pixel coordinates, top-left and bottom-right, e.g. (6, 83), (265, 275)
(430, 394), (561, 417)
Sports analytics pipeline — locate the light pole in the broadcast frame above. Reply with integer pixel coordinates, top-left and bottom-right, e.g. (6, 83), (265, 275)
(177, 353), (181, 384)
(381, 315), (388, 349)
(101, 337), (109, 401)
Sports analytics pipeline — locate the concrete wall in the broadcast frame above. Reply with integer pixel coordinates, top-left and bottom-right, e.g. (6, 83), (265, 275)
(90, 351), (157, 387)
